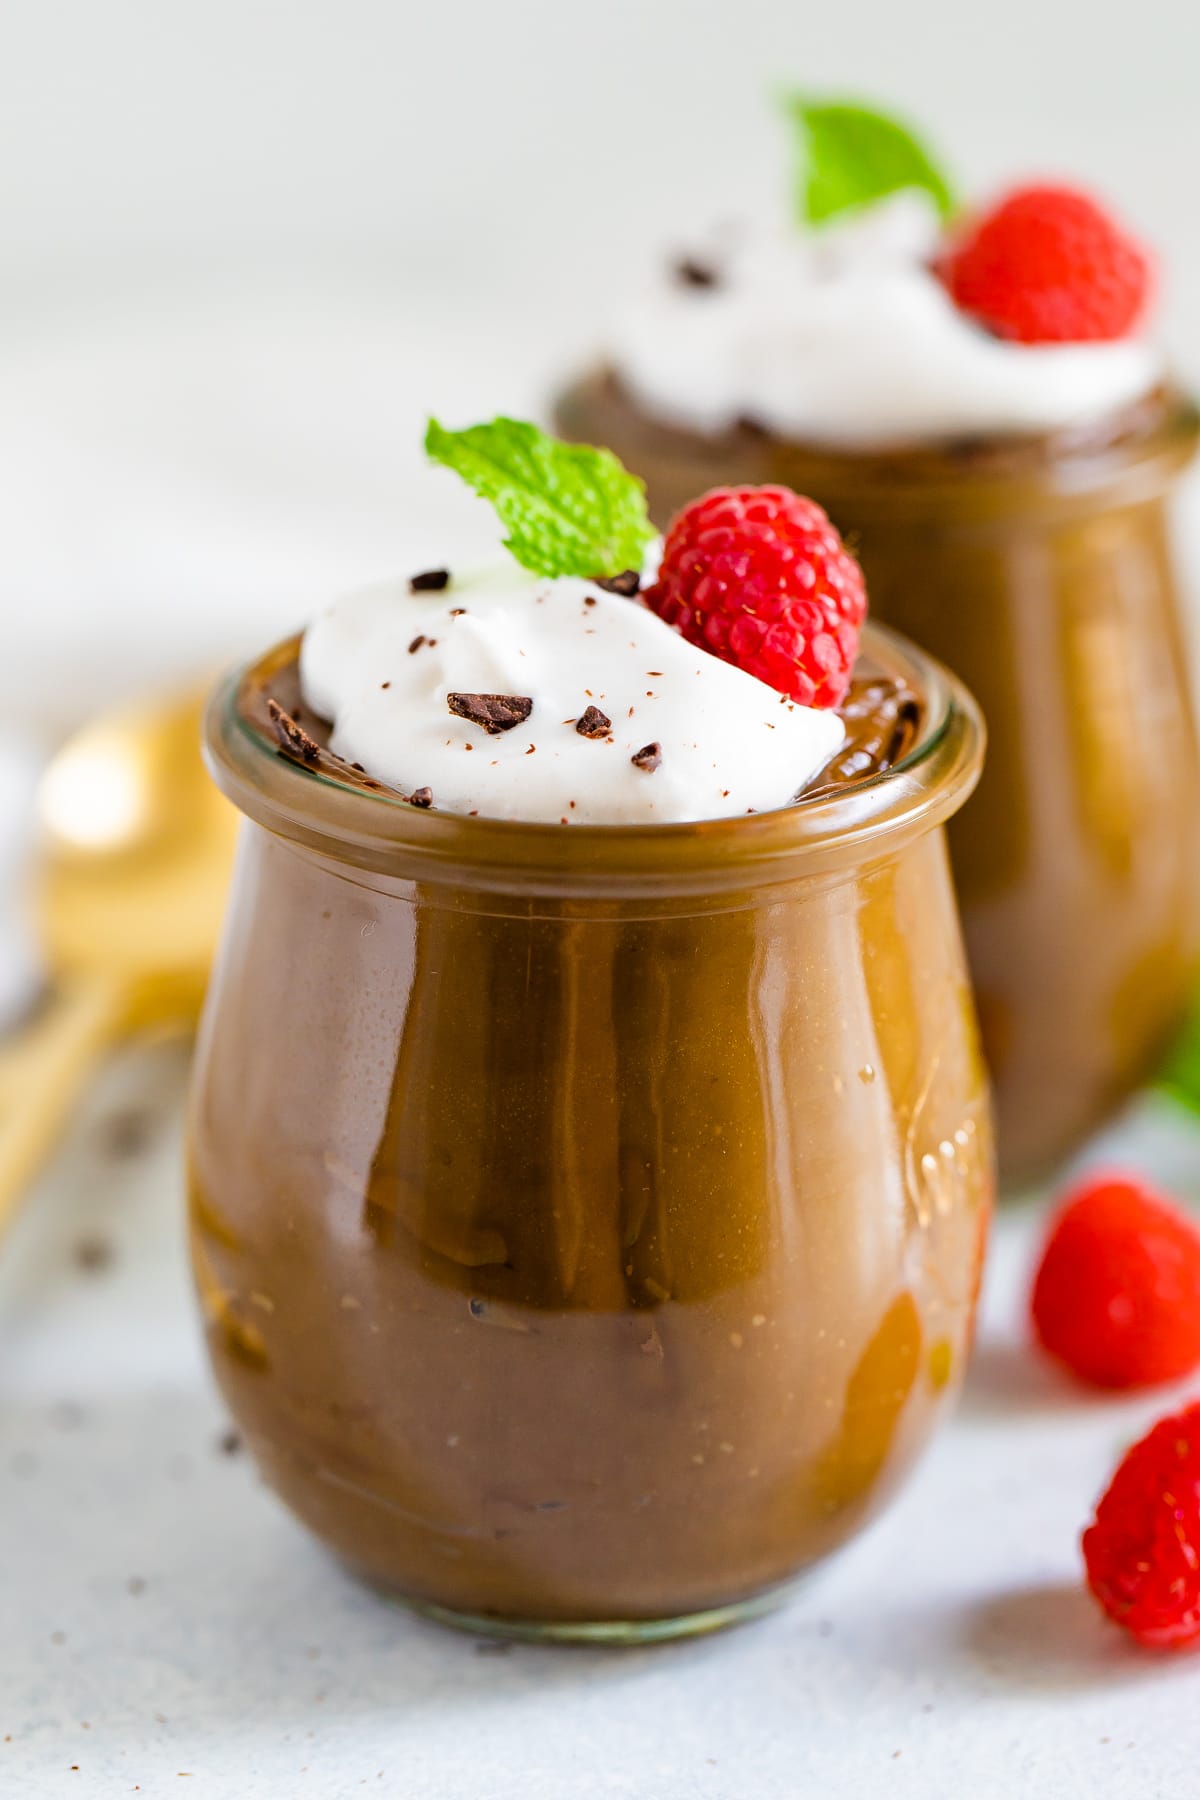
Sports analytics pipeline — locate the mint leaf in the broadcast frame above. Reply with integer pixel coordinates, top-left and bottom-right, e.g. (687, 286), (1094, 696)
(788, 97), (957, 228)
(1157, 1002), (1200, 1118)
(424, 416), (654, 579)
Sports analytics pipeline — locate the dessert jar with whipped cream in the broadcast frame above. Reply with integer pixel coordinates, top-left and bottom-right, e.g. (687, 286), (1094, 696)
(188, 420), (991, 1640)
(556, 101), (1200, 1181)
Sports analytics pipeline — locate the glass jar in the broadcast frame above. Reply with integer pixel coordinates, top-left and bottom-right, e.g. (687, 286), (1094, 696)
(558, 378), (1200, 1180)
(189, 623), (990, 1643)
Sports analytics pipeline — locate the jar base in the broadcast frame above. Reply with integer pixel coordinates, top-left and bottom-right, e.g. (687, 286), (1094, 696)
(384, 1584), (790, 1646)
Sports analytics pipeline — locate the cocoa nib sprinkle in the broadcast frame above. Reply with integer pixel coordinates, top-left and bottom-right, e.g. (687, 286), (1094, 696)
(266, 698), (321, 764)
(592, 569), (641, 597)
(631, 741), (662, 773)
(409, 787), (434, 808)
(447, 692), (534, 735)
(674, 256), (720, 290)
(409, 568), (450, 592)
(575, 705), (612, 739)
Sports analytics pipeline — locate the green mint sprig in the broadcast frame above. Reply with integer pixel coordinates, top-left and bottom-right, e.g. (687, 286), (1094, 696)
(1157, 1001), (1200, 1120)
(424, 416), (654, 580)
(787, 96), (957, 228)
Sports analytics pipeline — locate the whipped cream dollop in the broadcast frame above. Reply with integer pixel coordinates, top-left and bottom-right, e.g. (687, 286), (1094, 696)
(299, 562), (845, 824)
(607, 194), (1162, 446)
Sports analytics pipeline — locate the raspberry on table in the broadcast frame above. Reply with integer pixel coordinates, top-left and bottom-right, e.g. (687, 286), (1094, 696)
(643, 485), (866, 709)
(1031, 1171), (1200, 1389)
(1083, 1401), (1200, 1648)
(939, 184), (1152, 345)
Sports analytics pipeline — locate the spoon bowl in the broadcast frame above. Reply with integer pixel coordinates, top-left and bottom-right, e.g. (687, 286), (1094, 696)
(0, 688), (238, 1230)
(38, 691), (238, 1019)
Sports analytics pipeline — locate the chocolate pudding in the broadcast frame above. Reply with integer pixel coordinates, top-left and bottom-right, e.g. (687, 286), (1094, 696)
(189, 620), (990, 1639)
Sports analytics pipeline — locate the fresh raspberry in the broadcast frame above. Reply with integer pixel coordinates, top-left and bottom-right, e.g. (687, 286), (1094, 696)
(939, 184), (1152, 344)
(1031, 1172), (1200, 1389)
(1083, 1401), (1200, 1648)
(643, 486), (866, 708)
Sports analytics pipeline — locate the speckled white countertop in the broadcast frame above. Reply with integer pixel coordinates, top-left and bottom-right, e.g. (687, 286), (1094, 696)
(3, 1033), (1200, 1800)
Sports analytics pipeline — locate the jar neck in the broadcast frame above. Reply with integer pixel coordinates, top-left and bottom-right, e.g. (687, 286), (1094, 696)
(204, 624), (985, 904)
(587, 373), (1199, 529)
(769, 388), (1199, 527)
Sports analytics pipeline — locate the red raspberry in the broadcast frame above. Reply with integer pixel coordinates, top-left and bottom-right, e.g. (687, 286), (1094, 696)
(1031, 1172), (1200, 1389)
(644, 486), (866, 708)
(939, 184), (1152, 344)
(1083, 1401), (1200, 1648)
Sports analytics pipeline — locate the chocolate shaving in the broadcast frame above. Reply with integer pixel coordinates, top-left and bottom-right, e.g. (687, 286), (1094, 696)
(631, 742), (662, 773)
(675, 256), (720, 290)
(74, 1235), (114, 1273)
(267, 697), (321, 764)
(408, 635), (426, 654)
(592, 569), (641, 597)
(409, 787), (434, 808)
(575, 705), (612, 739)
(102, 1108), (153, 1160)
(410, 568), (450, 592)
(448, 692), (533, 735)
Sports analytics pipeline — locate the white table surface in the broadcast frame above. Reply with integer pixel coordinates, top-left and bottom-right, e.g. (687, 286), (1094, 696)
(3, 1032), (1200, 1800)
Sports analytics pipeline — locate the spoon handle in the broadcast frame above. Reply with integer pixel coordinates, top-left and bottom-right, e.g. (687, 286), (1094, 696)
(0, 975), (129, 1237)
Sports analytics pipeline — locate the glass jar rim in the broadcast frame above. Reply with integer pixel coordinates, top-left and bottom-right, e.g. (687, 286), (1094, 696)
(564, 376), (1199, 522)
(204, 622), (984, 899)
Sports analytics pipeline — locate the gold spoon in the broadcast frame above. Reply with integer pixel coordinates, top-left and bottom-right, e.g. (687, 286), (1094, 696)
(0, 689), (237, 1233)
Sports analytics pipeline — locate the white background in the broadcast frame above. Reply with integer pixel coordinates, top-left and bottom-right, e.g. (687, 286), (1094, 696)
(4, 0), (1200, 738)
(3, 0), (1199, 315)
